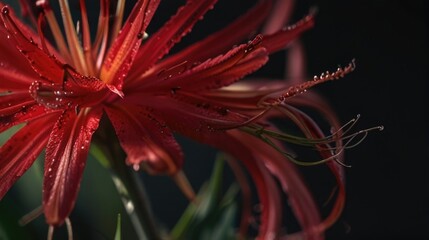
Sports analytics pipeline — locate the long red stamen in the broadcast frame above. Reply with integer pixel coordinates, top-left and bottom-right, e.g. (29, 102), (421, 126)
(79, 0), (95, 75)
(93, 0), (110, 71)
(110, 0), (126, 44)
(40, 2), (72, 62)
(58, 0), (87, 74)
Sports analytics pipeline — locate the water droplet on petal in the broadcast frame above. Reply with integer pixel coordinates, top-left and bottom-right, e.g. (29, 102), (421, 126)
(132, 164), (140, 171)
(125, 200), (135, 213)
(2, 7), (9, 15)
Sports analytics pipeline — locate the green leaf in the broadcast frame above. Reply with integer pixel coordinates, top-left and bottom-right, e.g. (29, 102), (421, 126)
(114, 214), (121, 240)
(200, 202), (237, 240)
(89, 143), (111, 168)
(0, 197), (33, 240)
(0, 124), (23, 144)
(170, 154), (239, 240)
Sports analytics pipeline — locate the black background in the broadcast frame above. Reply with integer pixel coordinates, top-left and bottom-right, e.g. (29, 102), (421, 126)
(302, 1), (428, 239)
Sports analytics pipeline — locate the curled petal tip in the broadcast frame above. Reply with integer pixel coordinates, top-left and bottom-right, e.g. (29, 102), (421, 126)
(172, 171), (196, 203)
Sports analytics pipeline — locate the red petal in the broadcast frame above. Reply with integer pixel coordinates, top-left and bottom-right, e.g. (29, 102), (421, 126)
(236, 129), (323, 239)
(0, 115), (56, 199)
(140, 0), (273, 78)
(100, 0), (160, 89)
(43, 107), (102, 225)
(134, 35), (267, 92)
(171, 112), (322, 238)
(0, 92), (51, 133)
(1, 6), (65, 84)
(197, 81), (287, 111)
(125, 93), (249, 138)
(28, 71), (111, 110)
(0, 8), (40, 90)
(283, 102), (346, 231)
(262, 13), (315, 54)
(170, 38), (268, 91)
(0, 66), (36, 91)
(224, 157), (252, 237)
(105, 104), (183, 175)
(202, 131), (282, 239)
(262, 0), (295, 35)
(0, 91), (35, 117)
(133, 0), (218, 73)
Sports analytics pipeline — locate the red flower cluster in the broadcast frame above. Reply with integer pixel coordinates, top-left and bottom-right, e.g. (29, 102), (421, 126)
(0, 0), (375, 238)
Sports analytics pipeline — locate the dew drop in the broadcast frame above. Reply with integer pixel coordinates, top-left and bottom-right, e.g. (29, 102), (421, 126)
(125, 200), (135, 213)
(133, 164), (140, 171)
(2, 7), (9, 15)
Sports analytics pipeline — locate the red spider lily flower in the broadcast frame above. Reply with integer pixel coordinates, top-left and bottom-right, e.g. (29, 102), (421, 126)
(0, 0), (380, 238)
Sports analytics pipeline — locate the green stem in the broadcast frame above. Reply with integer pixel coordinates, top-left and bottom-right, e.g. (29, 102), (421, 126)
(109, 155), (161, 240)
(92, 120), (161, 240)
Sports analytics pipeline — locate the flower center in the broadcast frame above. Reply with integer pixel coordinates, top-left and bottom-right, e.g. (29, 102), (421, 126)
(7, 0), (133, 110)
(28, 70), (109, 110)
(35, 0), (127, 79)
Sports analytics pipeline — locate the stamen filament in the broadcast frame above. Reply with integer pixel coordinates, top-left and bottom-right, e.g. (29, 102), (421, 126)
(258, 133), (338, 166)
(216, 107), (271, 130)
(241, 112), (383, 167)
(171, 171), (196, 202)
(59, 0), (87, 74)
(79, 0), (96, 75)
(65, 218), (73, 240)
(110, 0), (126, 44)
(93, 0), (110, 71)
(19, 205), (43, 226)
(44, 8), (72, 62)
(47, 225), (54, 240)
